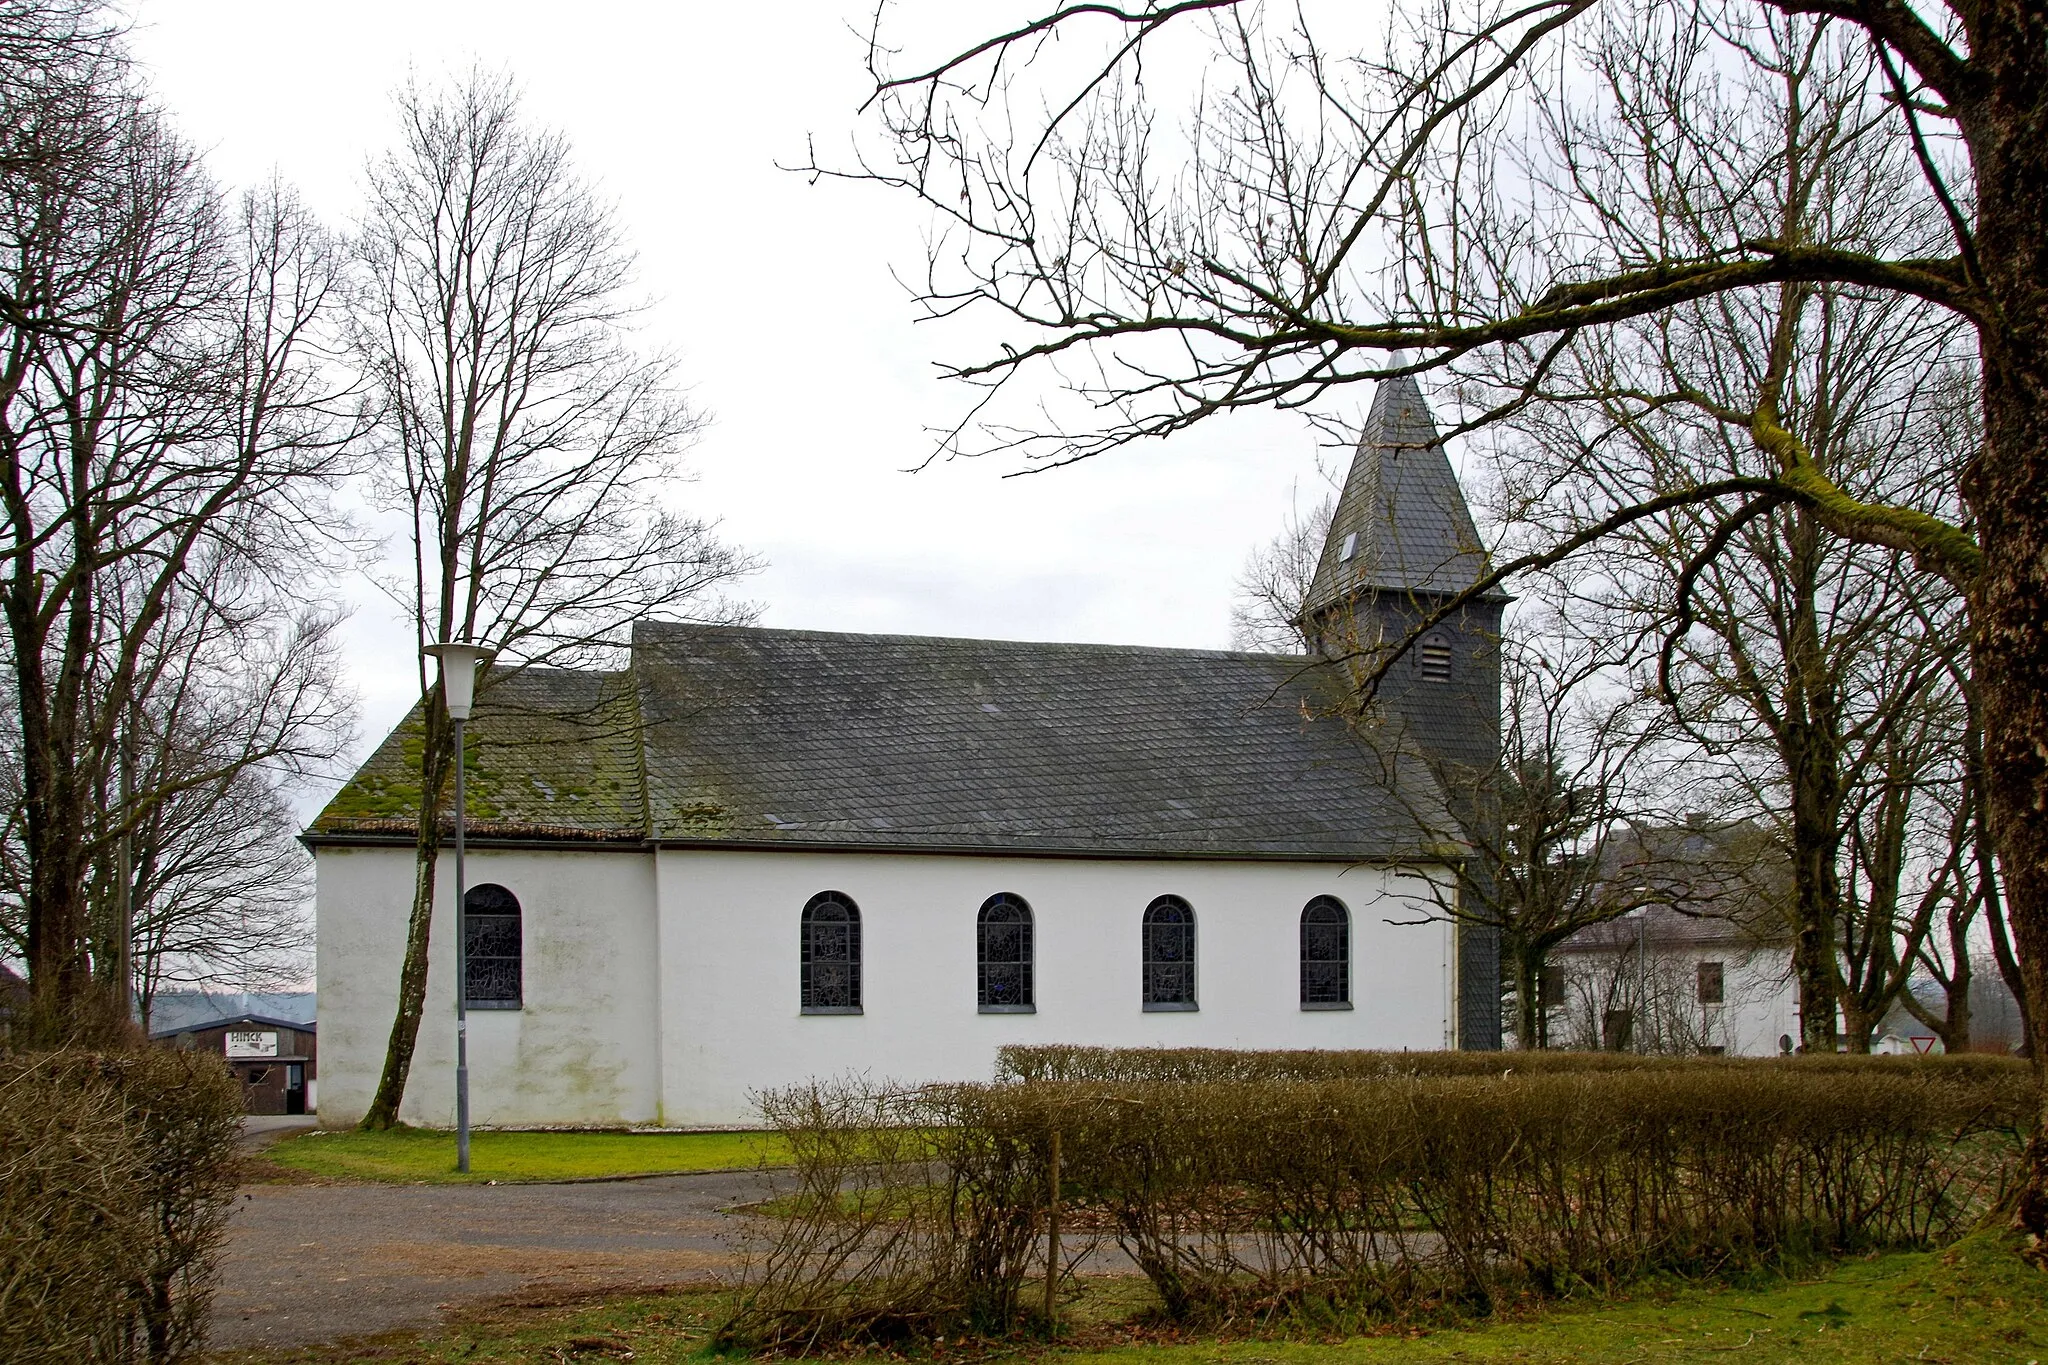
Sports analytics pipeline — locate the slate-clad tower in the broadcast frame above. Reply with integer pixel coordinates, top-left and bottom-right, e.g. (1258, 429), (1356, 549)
(1298, 374), (1507, 1049)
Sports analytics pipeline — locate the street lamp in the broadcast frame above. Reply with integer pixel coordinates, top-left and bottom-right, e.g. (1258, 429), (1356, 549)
(424, 641), (494, 1174)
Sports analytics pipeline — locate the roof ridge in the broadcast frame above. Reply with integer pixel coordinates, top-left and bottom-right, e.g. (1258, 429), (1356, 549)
(635, 619), (1317, 664)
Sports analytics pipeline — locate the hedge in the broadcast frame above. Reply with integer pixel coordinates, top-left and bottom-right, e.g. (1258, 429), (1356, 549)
(995, 1043), (2032, 1084)
(0, 1049), (243, 1363)
(720, 1053), (2035, 1351)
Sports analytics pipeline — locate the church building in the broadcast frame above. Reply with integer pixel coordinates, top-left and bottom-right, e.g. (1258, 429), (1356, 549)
(308, 376), (1505, 1128)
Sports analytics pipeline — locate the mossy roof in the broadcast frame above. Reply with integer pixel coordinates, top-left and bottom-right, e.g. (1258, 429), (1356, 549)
(309, 624), (1456, 861)
(310, 667), (644, 842)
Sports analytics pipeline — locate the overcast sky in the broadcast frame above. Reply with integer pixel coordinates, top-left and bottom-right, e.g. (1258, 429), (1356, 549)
(128, 0), (1366, 796)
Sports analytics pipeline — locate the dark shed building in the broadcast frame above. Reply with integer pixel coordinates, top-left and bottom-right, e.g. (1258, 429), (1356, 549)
(152, 1013), (316, 1115)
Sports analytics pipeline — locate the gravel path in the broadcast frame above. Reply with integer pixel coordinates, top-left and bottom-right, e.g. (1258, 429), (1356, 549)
(211, 1169), (771, 1350)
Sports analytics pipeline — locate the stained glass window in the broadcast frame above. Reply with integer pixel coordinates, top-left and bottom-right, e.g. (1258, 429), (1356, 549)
(978, 893), (1034, 1010)
(464, 883), (522, 1007)
(1142, 895), (1196, 1009)
(1300, 896), (1349, 1006)
(802, 892), (862, 1012)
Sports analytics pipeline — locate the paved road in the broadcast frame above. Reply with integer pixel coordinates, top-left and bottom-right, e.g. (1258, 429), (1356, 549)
(211, 1169), (771, 1350)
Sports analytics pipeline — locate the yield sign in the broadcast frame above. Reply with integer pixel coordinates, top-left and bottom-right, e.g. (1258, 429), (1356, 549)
(1911, 1035), (1937, 1054)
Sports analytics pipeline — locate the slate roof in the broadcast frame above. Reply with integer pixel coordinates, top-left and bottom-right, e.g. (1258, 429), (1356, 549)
(1556, 902), (1785, 952)
(1557, 821), (1792, 953)
(309, 667), (646, 842)
(1302, 375), (1505, 616)
(310, 624), (1459, 862)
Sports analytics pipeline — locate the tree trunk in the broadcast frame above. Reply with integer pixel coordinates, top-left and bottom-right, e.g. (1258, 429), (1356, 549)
(1508, 940), (1542, 1051)
(1839, 1000), (1874, 1054)
(1946, 944), (1973, 1053)
(1962, 13), (2048, 1242)
(1782, 730), (1844, 1053)
(1776, 511), (1847, 1054)
(10, 592), (124, 1046)
(360, 703), (454, 1130)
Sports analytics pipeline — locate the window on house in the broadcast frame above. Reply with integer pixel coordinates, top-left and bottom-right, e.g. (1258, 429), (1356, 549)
(978, 893), (1035, 1012)
(1417, 632), (1454, 683)
(1339, 531), (1359, 561)
(1142, 895), (1197, 1010)
(1697, 960), (1725, 1006)
(1540, 965), (1566, 1013)
(464, 883), (523, 1008)
(1300, 896), (1350, 1008)
(802, 891), (862, 1013)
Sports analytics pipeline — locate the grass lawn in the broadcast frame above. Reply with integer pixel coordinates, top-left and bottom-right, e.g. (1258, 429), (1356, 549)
(211, 1232), (2047, 1363)
(259, 1126), (789, 1184)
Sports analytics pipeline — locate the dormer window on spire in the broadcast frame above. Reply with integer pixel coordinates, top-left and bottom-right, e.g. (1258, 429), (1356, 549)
(1339, 531), (1359, 562)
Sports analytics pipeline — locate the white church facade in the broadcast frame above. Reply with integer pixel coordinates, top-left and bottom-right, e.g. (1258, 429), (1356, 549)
(310, 377), (1507, 1128)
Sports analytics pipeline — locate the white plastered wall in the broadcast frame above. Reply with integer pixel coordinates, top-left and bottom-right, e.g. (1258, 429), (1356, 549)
(1705, 946), (1800, 1056)
(314, 845), (661, 1128)
(654, 849), (1456, 1127)
(1555, 940), (1798, 1057)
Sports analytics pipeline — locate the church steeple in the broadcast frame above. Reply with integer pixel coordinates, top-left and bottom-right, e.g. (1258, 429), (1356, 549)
(1301, 373), (1501, 627)
(1299, 374), (1506, 1052)
(1295, 376), (1507, 752)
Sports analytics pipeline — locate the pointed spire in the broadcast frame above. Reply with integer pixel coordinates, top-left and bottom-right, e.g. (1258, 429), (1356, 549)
(1300, 375), (1500, 620)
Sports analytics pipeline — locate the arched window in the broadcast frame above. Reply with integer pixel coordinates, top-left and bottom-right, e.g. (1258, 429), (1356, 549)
(801, 891), (862, 1013)
(1417, 631), (1454, 683)
(464, 883), (522, 1009)
(978, 893), (1035, 1012)
(1142, 895), (1197, 1010)
(1300, 896), (1351, 1008)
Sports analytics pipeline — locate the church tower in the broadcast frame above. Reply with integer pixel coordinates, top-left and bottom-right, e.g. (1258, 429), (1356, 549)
(1297, 373), (1506, 1049)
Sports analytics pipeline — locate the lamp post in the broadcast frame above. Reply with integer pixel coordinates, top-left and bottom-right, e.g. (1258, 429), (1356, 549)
(424, 642), (494, 1174)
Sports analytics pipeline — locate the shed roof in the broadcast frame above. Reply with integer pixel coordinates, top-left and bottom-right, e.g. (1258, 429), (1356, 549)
(310, 624), (1459, 863)
(147, 1013), (315, 1040)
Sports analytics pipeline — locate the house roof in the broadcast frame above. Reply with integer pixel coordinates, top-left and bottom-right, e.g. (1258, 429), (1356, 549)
(1302, 375), (1505, 616)
(1555, 819), (1791, 955)
(309, 624), (1460, 863)
(1555, 902), (1783, 954)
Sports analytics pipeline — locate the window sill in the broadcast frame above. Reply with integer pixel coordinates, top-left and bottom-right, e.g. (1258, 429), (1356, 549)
(979, 1003), (1036, 1014)
(802, 1005), (863, 1016)
(1143, 1001), (1198, 1012)
(468, 1000), (523, 1011)
(1301, 1000), (1353, 1011)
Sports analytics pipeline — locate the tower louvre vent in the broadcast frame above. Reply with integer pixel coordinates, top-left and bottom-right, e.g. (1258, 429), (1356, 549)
(1417, 632), (1453, 683)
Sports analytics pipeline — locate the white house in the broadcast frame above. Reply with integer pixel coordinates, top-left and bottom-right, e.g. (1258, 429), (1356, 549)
(309, 377), (1508, 1128)
(1552, 902), (1799, 1056)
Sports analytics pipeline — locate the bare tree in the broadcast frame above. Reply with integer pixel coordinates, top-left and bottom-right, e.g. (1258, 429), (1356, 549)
(0, 542), (349, 1027)
(347, 70), (759, 1129)
(1482, 26), (1975, 1043)
(1394, 624), (1670, 1048)
(1230, 494), (1331, 650)
(0, 12), (355, 1041)
(835, 0), (2048, 1226)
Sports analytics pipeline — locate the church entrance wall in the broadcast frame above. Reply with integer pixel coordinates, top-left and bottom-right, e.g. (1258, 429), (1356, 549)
(315, 845), (662, 1129)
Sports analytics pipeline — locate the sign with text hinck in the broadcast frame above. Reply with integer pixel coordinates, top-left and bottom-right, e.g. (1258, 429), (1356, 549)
(224, 1030), (278, 1058)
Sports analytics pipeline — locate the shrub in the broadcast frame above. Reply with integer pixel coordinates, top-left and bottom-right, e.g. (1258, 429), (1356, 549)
(0, 1049), (243, 1363)
(995, 1043), (2035, 1085)
(721, 1054), (2034, 1351)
